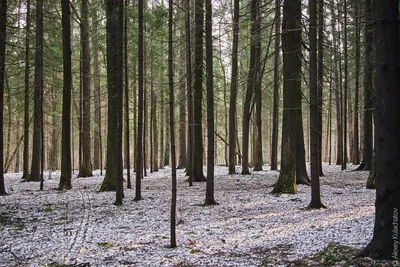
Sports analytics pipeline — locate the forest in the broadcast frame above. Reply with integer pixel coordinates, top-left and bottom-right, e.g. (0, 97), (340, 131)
(0, 0), (399, 266)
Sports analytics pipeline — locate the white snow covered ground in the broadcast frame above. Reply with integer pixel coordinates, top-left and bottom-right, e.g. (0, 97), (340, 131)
(0, 164), (374, 266)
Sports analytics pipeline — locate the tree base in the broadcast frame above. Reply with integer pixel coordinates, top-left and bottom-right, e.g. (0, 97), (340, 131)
(253, 166), (263, 171)
(99, 181), (116, 192)
(305, 202), (327, 209)
(297, 175), (311, 185)
(204, 199), (219, 206)
(357, 240), (396, 260)
(353, 162), (371, 171)
(241, 169), (251, 175)
(133, 197), (143, 201)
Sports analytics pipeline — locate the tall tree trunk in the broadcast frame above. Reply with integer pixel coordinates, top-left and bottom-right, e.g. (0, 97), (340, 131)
(0, 0), (7, 195)
(185, 0), (193, 180)
(192, 0), (205, 181)
(78, 0), (93, 177)
(205, 0), (216, 205)
(50, 84), (59, 171)
(271, 0), (301, 194)
(358, 0), (399, 259)
(28, 0), (43, 182)
(92, 9), (101, 171)
(124, 0), (131, 188)
(134, 0), (144, 200)
(355, 0), (373, 171)
(228, 0), (239, 175)
(296, 107), (310, 185)
(317, 0), (324, 176)
(22, 0), (31, 179)
(353, 0), (360, 165)
(168, 0), (177, 248)
(271, 0), (280, 171)
(151, 77), (158, 172)
(241, 0), (259, 175)
(342, 0), (348, 170)
(59, 0), (72, 191)
(164, 104), (170, 166)
(307, 0), (324, 209)
(100, 0), (124, 201)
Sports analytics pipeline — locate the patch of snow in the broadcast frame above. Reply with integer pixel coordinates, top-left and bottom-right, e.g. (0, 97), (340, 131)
(0, 164), (374, 266)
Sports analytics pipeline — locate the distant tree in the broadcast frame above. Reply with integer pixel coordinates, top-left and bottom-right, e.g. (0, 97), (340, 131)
(192, 0), (206, 181)
(168, 0), (177, 248)
(270, 0), (280, 171)
(358, 0), (399, 259)
(58, 0), (72, 191)
(317, 0), (324, 176)
(0, 0), (7, 195)
(78, 0), (93, 178)
(354, 0), (373, 171)
(22, 0), (31, 180)
(134, 0), (144, 200)
(241, 0), (259, 175)
(352, 0), (360, 165)
(271, 0), (301, 194)
(342, 0), (348, 171)
(100, 0), (124, 205)
(28, 0), (44, 182)
(185, 0), (193, 181)
(204, 0), (217, 205)
(124, 0), (131, 188)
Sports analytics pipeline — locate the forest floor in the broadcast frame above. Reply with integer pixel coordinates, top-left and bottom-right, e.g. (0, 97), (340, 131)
(0, 163), (395, 266)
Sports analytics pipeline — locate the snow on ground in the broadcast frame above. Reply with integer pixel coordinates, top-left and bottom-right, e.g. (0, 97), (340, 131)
(0, 164), (374, 266)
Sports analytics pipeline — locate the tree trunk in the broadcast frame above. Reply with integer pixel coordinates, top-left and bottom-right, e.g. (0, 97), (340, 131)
(353, 0), (360, 165)
(296, 107), (310, 185)
(271, 0), (280, 171)
(355, 0), (373, 171)
(0, 0), (7, 195)
(205, 0), (216, 205)
(92, 9), (101, 171)
(59, 0), (72, 191)
(192, 0), (205, 181)
(358, 0), (399, 258)
(168, 0), (177, 248)
(317, 0), (324, 176)
(134, 0), (144, 200)
(228, 0), (239, 175)
(22, 0), (31, 180)
(307, 0), (325, 209)
(271, 0), (300, 194)
(124, 0), (131, 188)
(342, 0), (348, 170)
(28, 0), (43, 182)
(100, 0), (124, 201)
(241, 0), (259, 175)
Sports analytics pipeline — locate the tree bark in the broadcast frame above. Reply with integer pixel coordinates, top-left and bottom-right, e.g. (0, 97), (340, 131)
(0, 0), (7, 195)
(28, 0), (43, 182)
(92, 9), (101, 171)
(317, 0), (324, 176)
(271, 0), (280, 171)
(228, 0), (239, 175)
(59, 0), (72, 191)
(271, 0), (300, 194)
(358, 0), (399, 259)
(192, 0), (205, 181)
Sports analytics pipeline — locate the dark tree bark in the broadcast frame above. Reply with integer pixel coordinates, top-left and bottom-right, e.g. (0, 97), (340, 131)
(150, 77), (158, 172)
(93, 9), (101, 171)
(342, 0), (348, 170)
(134, 0), (144, 200)
(228, 0), (239, 175)
(296, 108), (310, 185)
(355, 0), (373, 171)
(78, 0), (93, 177)
(22, 0), (30, 180)
(358, 0), (399, 259)
(28, 0), (43, 182)
(168, 0), (177, 248)
(124, 0), (131, 188)
(271, 0), (301, 194)
(205, 0), (217, 205)
(317, 0), (324, 176)
(100, 0), (124, 205)
(192, 0), (205, 181)
(353, 0), (360, 165)
(49, 85), (59, 171)
(185, 0), (193, 181)
(59, 0), (72, 191)
(307, 0), (325, 208)
(366, 150), (376, 189)
(271, 0), (280, 171)
(241, 0), (259, 175)
(0, 0), (7, 195)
